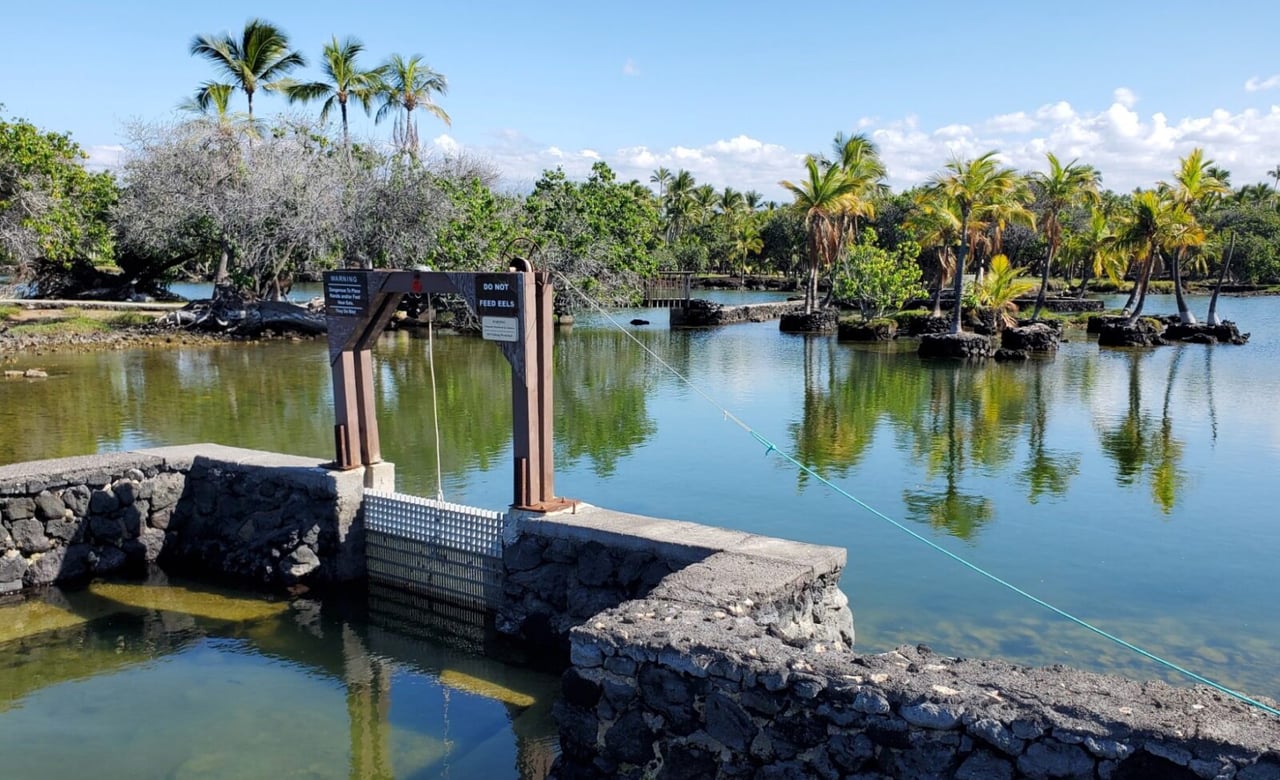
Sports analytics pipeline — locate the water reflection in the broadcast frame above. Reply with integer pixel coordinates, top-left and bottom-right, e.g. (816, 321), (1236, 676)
(1096, 350), (1186, 514)
(1017, 364), (1081, 503)
(0, 577), (559, 780)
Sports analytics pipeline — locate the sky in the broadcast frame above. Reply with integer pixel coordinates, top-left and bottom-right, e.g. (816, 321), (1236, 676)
(5, 0), (1280, 200)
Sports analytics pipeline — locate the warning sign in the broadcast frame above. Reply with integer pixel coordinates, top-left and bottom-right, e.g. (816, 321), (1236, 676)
(476, 274), (520, 342)
(324, 272), (368, 317)
(481, 316), (519, 342)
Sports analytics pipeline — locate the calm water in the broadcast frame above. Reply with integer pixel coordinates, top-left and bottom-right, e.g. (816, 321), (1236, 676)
(2, 290), (1279, 768)
(0, 577), (560, 779)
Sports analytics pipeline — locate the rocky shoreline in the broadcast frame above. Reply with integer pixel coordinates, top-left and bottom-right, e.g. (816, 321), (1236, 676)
(0, 325), (317, 359)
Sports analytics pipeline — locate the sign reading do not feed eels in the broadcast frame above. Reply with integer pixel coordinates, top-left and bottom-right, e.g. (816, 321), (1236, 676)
(475, 274), (520, 342)
(324, 272), (368, 317)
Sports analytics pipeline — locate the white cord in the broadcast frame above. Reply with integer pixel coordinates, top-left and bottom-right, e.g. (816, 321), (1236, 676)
(427, 303), (445, 500)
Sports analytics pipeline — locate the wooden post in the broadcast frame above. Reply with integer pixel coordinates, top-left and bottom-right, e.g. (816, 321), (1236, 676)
(354, 349), (381, 466)
(535, 272), (555, 502)
(331, 350), (361, 469)
(511, 271), (541, 507)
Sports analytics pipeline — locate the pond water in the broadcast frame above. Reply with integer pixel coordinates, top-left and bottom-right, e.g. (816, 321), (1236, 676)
(0, 577), (560, 779)
(2, 290), (1279, 771)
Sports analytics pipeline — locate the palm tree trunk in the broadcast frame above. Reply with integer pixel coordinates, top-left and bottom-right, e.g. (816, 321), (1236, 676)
(1078, 259), (1093, 299)
(1206, 233), (1235, 326)
(931, 258), (945, 318)
(1126, 253), (1157, 324)
(1171, 247), (1196, 324)
(340, 101), (350, 152)
(1120, 260), (1140, 316)
(950, 211), (970, 334)
(1032, 244), (1055, 320)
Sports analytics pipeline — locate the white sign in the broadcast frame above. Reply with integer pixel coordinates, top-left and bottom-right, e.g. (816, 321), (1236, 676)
(482, 316), (519, 342)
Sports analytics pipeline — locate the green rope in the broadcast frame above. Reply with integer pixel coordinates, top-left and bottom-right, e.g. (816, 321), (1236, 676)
(556, 276), (1280, 718)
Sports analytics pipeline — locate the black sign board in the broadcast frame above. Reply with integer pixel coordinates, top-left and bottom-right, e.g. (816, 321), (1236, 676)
(475, 274), (520, 317)
(324, 272), (368, 317)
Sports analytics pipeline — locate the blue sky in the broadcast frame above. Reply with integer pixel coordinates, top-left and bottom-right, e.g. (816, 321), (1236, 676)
(5, 1), (1280, 198)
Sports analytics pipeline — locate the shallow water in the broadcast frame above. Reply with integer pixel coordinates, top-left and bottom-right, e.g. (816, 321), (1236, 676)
(0, 578), (560, 780)
(1, 291), (1277, 710)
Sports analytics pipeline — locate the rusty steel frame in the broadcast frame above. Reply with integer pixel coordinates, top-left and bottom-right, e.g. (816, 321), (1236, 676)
(323, 268), (567, 510)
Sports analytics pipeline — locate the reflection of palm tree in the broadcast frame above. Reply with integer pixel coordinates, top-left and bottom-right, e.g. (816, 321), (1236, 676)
(1097, 350), (1184, 514)
(902, 368), (992, 541)
(790, 340), (930, 487)
(1018, 364), (1080, 502)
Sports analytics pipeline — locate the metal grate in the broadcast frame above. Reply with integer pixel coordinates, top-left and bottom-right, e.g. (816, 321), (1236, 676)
(364, 490), (507, 610)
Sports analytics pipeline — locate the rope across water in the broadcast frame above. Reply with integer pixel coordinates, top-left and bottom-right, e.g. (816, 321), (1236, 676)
(555, 274), (1280, 718)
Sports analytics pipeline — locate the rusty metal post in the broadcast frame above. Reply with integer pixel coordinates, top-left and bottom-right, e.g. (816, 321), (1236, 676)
(331, 350), (361, 469)
(535, 272), (555, 502)
(510, 271), (541, 507)
(354, 349), (381, 466)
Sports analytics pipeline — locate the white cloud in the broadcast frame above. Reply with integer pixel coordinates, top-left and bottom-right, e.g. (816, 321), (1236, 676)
(84, 144), (125, 172)
(425, 88), (1280, 198)
(432, 134), (461, 154)
(622, 58), (639, 76)
(1113, 87), (1138, 107)
(1245, 74), (1280, 92)
(985, 112), (1038, 133)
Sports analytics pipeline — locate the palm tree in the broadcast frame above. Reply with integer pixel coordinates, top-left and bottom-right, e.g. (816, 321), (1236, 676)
(285, 36), (385, 150)
(730, 221), (763, 278)
(971, 183), (1035, 283)
(907, 189), (963, 317)
(744, 190), (764, 211)
(690, 184), (718, 224)
(376, 53), (450, 159)
(649, 167), (672, 200)
(717, 186), (745, 216)
(1267, 164), (1280, 190)
(780, 156), (859, 313)
(1030, 153), (1100, 319)
(925, 152), (1022, 333)
(1160, 148), (1228, 323)
(830, 132), (887, 235)
(190, 18), (306, 121)
(1114, 190), (1187, 322)
(663, 169), (696, 244)
(1067, 204), (1123, 298)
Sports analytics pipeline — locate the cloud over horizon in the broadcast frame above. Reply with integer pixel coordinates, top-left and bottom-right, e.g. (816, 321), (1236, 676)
(424, 89), (1280, 198)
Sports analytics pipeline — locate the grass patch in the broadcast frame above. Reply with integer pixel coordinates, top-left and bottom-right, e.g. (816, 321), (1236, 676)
(7, 315), (110, 337)
(104, 312), (157, 328)
(0, 305), (17, 321)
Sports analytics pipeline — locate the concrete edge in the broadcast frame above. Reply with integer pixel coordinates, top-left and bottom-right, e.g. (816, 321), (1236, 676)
(511, 503), (846, 580)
